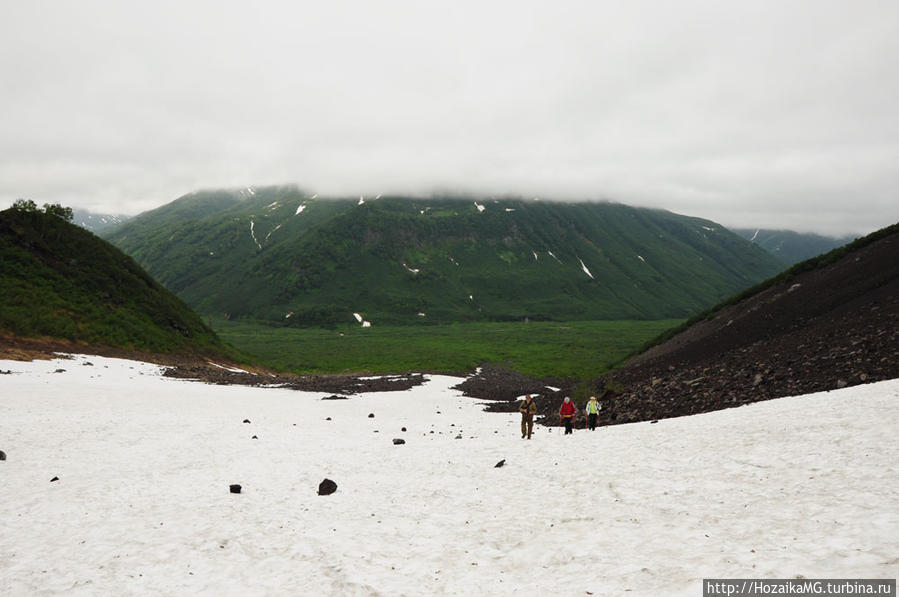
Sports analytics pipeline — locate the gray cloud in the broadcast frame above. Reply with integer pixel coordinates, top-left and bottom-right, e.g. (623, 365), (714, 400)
(1, 0), (897, 235)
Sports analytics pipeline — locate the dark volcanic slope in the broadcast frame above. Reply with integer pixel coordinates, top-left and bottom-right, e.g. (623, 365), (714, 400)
(602, 223), (899, 425)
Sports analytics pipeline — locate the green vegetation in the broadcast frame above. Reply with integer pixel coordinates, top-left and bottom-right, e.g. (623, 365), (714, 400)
(102, 187), (785, 328)
(0, 205), (231, 356)
(210, 318), (682, 378)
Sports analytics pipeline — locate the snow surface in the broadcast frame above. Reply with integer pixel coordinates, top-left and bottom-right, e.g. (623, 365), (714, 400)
(295, 205), (306, 215)
(1, 355), (897, 595)
(751, 229), (760, 242)
(249, 221), (262, 250)
(264, 224), (282, 243)
(474, 202), (485, 213)
(637, 255), (646, 263)
(578, 257), (595, 279)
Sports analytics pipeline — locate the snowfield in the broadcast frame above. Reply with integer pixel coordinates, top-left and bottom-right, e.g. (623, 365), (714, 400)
(1, 355), (897, 596)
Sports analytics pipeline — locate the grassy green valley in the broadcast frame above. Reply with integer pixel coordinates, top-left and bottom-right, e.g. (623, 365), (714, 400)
(210, 318), (682, 378)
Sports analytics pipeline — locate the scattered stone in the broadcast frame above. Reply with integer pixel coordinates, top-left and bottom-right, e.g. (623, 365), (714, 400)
(251, 435), (258, 440)
(322, 395), (348, 400)
(454, 434), (462, 439)
(368, 413), (375, 418)
(0, 450), (6, 460)
(836, 379), (848, 389)
(0, 370), (11, 375)
(401, 427), (407, 432)
(753, 373), (763, 386)
(326, 417), (332, 421)
(494, 460), (506, 468)
(651, 420), (659, 424)
(54, 369), (66, 374)
(393, 438), (406, 445)
(83, 362), (94, 366)
(229, 484), (242, 494)
(50, 476), (59, 482)
(318, 478), (338, 496)
(243, 419), (251, 424)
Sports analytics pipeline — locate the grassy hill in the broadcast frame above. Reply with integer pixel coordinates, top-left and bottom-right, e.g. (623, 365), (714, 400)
(103, 187), (785, 326)
(0, 204), (228, 355)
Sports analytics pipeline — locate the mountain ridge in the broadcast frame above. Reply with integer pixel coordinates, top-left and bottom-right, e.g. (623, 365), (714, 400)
(102, 187), (785, 326)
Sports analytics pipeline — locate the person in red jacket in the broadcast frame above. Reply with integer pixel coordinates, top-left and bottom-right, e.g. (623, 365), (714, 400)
(559, 397), (577, 435)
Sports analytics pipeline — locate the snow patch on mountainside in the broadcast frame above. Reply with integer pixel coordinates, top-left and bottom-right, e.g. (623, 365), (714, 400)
(578, 257), (595, 279)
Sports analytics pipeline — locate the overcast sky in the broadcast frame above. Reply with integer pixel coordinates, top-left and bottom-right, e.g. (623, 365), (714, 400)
(2, 1), (897, 235)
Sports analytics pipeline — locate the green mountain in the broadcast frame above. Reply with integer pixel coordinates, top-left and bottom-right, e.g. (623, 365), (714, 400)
(72, 208), (131, 234)
(102, 187), (785, 326)
(731, 228), (856, 265)
(0, 204), (226, 354)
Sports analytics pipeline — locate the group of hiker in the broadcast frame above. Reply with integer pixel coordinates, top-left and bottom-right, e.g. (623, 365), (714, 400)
(518, 394), (602, 439)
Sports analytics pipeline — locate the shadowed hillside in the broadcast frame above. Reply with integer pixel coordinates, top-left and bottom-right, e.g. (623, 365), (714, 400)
(0, 204), (228, 357)
(599, 222), (899, 424)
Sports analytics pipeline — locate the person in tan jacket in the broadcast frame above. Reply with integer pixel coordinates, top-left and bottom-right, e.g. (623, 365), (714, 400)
(519, 394), (537, 439)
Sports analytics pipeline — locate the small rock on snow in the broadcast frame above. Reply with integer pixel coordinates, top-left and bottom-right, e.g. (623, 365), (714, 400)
(494, 460), (506, 468)
(50, 476), (60, 482)
(393, 438), (406, 445)
(368, 413), (375, 418)
(229, 484), (242, 494)
(318, 479), (338, 496)
(0, 450), (6, 460)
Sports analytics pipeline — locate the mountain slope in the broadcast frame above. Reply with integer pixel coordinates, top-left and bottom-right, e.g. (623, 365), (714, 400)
(72, 208), (131, 234)
(600, 222), (899, 424)
(0, 205), (226, 355)
(103, 187), (786, 325)
(731, 227), (855, 264)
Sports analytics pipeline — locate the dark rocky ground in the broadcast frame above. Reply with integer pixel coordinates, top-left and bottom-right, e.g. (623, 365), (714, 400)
(162, 365), (426, 395)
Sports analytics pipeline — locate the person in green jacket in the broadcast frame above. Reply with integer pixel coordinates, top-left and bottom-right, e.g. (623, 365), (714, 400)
(519, 394), (537, 439)
(585, 395), (601, 431)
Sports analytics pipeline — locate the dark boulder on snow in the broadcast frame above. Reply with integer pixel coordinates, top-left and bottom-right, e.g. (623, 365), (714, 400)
(243, 419), (251, 424)
(50, 476), (60, 482)
(322, 395), (349, 400)
(401, 427), (407, 432)
(368, 413), (375, 418)
(251, 435), (258, 439)
(494, 460), (506, 468)
(0, 450), (6, 460)
(318, 478), (338, 496)
(229, 484), (242, 494)
(393, 438), (405, 445)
